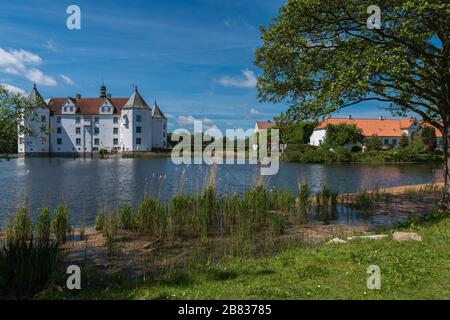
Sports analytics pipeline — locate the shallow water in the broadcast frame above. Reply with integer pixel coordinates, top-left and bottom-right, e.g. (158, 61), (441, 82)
(0, 158), (443, 227)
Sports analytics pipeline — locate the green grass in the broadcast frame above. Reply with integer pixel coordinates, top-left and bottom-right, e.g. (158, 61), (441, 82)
(39, 211), (450, 300)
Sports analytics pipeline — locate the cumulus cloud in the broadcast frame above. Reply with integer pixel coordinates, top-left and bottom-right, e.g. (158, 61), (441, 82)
(60, 74), (75, 85)
(0, 83), (26, 95)
(249, 108), (261, 116)
(216, 69), (257, 88)
(177, 115), (216, 130)
(0, 48), (57, 86)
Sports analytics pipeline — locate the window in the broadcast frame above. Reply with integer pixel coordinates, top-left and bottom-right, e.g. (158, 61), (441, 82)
(41, 115), (46, 122)
(94, 139), (99, 146)
(113, 138), (119, 145)
(136, 115), (142, 122)
(163, 132), (166, 138)
(113, 117), (119, 124)
(57, 138), (62, 145)
(94, 117), (99, 124)
(136, 138), (142, 145)
(70, 107), (73, 112)
(384, 139), (389, 145)
(40, 126), (46, 134)
(57, 117), (61, 124)
(93, 147), (99, 152)
(113, 128), (119, 134)
(76, 138), (81, 146)
(63, 107), (67, 112)
(392, 139), (397, 146)
(94, 127), (100, 135)
(136, 126), (142, 133)
(57, 127), (62, 134)
(76, 127), (81, 135)
(76, 117), (81, 124)
(163, 124), (166, 130)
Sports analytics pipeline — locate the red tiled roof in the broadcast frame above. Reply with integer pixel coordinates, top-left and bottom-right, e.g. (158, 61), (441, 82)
(48, 98), (129, 115)
(256, 121), (276, 130)
(316, 117), (418, 137)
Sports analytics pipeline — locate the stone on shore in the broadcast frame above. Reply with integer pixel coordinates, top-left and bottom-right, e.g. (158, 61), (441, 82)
(393, 232), (422, 242)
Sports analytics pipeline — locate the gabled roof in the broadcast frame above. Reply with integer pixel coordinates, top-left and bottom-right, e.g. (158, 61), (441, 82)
(316, 117), (418, 137)
(28, 84), (47, 108)
(48, 97), (129, 115)
(256, 121), (276, 130)
(123, 87), (150, 109)
(152, 101), (167, 120)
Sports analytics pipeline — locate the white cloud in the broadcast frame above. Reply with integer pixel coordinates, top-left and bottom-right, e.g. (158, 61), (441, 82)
(0, 83), (26, 95)
(250, 108), (261, 116)
(25, 68), (57, 86)
(177, 115), (216, 130)
(60, 74), (75, 85)
(216, 69), (257, 88)
(0, 47), (56, 86)
(43, 39), (57, 52)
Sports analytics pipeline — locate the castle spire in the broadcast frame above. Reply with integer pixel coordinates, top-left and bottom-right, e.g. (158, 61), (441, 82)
(99, 83), (107, 98)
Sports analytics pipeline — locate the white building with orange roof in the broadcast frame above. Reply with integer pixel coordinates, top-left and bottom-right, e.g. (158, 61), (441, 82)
(309, 116), (420, 148)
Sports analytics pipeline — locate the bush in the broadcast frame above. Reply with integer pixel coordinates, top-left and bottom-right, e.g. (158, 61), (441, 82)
(365, 135), (382, 151)
(95, 210), (105, 231)
(52, 205), (70, 243)
(99, 148), (109, 159)
(119, 203), (134, 230)
(268, 214), (285, 236)
(351, 146), (362, 153)
(334, 146), (351, 162)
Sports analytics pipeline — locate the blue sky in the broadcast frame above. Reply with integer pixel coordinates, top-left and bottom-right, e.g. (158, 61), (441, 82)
(0, 0), (400, 132)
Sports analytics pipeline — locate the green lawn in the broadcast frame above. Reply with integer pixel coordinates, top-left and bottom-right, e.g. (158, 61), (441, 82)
(41, 213), (450, 300)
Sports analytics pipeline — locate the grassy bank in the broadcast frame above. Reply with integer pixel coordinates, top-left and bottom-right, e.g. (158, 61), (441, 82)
(38, 210), (450, 300)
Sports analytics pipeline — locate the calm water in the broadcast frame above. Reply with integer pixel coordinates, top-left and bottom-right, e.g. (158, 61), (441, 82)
(0, 158), (443, 227)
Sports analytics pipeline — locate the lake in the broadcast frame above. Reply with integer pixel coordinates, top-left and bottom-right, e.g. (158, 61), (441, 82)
(0, 158), (443, 227)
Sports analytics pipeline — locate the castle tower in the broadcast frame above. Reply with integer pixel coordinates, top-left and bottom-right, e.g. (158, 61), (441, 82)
(18, 84), (51, 157)
(152, 100), (168, 148)
(120, 86), (153, 152)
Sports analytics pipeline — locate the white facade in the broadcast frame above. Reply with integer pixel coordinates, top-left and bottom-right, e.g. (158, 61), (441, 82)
(18, 85), (168, 157)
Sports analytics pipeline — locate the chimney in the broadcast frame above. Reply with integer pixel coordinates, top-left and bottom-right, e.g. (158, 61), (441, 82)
(75, 94), (81, 99)
(107, 93), (112, 99)
(348, 115), (352, 119)
(379, 116), (384, 120)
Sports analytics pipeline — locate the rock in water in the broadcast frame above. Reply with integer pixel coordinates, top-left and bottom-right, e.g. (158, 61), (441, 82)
(393, 232), (422, 242)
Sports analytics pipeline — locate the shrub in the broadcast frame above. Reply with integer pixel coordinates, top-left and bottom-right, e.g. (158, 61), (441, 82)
(95, 210), (105, 231)
(365, 135), (382, 151)
(52, 205), (70, 243)
(14, 208), (33, 243)
(36, 208), (51, 243)
(334, 146), (351, 162)
(351, 145), (362, 153)
(99, 149), (109, 159)
(119, 203), (134, 230)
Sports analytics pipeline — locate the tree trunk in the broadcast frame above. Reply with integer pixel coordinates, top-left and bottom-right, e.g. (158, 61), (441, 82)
(439, 117), (450, 210)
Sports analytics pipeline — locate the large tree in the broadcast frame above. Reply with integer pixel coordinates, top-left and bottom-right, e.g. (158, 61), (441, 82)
(255, 0), (450, 208)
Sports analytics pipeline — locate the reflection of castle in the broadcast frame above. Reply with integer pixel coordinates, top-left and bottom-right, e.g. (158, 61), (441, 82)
(18, 84), (168, 157)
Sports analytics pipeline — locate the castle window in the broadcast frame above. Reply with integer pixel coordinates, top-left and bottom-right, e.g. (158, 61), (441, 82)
(63, 107), (67, 112)
(57, 117), (61, 124)
(94, 127), (100, 135)
(136, 138), (142, 145)
(41, 115), (46, 122)
(113, 138), (119, 145)
(113, 117), (119, 124)
(57, 138), (62, 145)
(113, 128), (119, 135)
(76, 117), (81, 124)
(136, 126), (142, 133)
(76, 138), (81, 146)
(70, 107), (73, 112)
(57, 127), (62, 134)
(94, 117), (99, 124)
(136, 115), (142, 122)
(76, 127), (81, 135)
(94, 139), (99, 146)
(392, 139), (397, 146)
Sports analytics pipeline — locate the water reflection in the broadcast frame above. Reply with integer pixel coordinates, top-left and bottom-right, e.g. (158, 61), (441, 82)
(0, 158), (442, 227)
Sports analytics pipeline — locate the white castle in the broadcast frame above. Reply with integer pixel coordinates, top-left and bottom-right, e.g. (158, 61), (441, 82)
(18, 84), (168, 157)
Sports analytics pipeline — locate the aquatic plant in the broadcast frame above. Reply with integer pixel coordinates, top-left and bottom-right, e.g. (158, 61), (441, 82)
(52, 205), (70, 243)
(95, 210), (105, 231)
(36, 208), (51, 243)
(119, 203), (135, 230)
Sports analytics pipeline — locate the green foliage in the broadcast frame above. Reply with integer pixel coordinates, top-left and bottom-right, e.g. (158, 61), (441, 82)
(365, 135), (382, 152)
(36, 208), (51, 243)
(95, 210), (105, 231)
(419, 127), (437, 151)
(119, 203), (134, 230)
(297, 182), (310, 215)
(268, 214), (285, 236)
(400, 134), (409, 148)
(99, 149), (109, 159)
(14, 207), (33, 243)
(52, 205), (70, 243)
(275, 115), (315, 145)
(324, 124), (364, 148)
(137, 197), (166, 236)
(334, 146), (351, 162)
(269, 189), (294, 212)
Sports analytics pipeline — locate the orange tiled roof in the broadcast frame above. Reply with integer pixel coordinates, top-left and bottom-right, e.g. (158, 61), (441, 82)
(256, 121), (276, 130)
(317, 117), (418, 137)
(420, 121), (443, 138)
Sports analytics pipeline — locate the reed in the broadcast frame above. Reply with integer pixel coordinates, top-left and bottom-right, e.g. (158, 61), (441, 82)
(52, 205), (70, 243)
